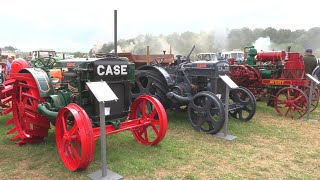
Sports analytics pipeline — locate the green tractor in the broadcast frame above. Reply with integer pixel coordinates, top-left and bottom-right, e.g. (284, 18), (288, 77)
(1, 54), (168, 171)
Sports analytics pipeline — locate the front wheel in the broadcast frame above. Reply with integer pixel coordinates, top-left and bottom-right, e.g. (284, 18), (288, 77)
(55, 103), (95, 171)
(129, 95), (168, 145)
(188, 91), (225, 134)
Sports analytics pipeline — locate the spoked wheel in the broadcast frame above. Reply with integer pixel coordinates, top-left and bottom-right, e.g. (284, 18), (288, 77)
(131, 70), (170, 108)
(129, 95), (168, 145)
(228, 86), (256, 121)
(188, 91), (225, 134)
(55, 103), (94, 171)
(274, 87), (308, 119)
(301, 86), (319, 112)
(8, 73), (50, 145)
(0, 79), (15, 115)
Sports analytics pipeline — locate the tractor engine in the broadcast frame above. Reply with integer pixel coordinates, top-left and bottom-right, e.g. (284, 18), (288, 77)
(87, 57), (133, 124)
(165, 60), (230, 104)
(40, 56), (135, 127)
(255, 51), (285, 79)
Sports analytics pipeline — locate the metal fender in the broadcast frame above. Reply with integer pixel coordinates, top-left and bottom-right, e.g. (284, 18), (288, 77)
(137, 65), (174, 86)
(19, 68), (53, 97)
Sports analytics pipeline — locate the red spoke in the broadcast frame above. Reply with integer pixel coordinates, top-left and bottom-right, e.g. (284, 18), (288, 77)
(292, 95), (304, 102)
(69, 145), (81, 162)
(149, 108), (157, 118)
(150, 124), (160, 135)
(137, 128), (144, 137)
(287, 89), (290, 98)
(61, 115), (68, 134)
(138, 104), (143, 115)
(151, 119), (160, 125)
(295, 107), (303, 116)
(284, 107), (291, 116)
(292, 104), (307, 111)
(69, 123), (78, 136)
(141, 99), (147, 116)
(277, 98), (286, 104)
(143, 129), (149, 142)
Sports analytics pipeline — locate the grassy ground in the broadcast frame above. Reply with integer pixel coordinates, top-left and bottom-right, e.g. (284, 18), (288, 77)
(0, 101), (319, 180)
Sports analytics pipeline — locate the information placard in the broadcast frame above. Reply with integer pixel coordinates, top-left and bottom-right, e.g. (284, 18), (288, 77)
(86, 81), (118, 102)
(219, 75), (238, 89)
(306, 74), (320, 85)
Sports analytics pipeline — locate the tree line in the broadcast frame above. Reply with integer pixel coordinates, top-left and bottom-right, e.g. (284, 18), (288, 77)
(94, 27), (320, 57)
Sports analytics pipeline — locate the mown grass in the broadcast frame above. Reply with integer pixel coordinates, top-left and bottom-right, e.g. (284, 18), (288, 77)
(0, 101), (319, 180)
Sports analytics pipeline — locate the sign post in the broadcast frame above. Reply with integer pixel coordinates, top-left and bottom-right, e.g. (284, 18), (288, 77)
(215, 75), (239, 141)
(305, 74), (320, 120)
(86, 81), (122, 180)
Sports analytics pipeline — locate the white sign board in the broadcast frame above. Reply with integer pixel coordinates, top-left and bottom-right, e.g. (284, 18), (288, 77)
(306, 73), (320, 85)
(86, 81), (118, 102)
(219, 75), (239, 89)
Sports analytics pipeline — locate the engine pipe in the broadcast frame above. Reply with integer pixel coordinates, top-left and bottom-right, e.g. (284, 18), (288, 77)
(166, 92), (192, 104)
(114, 10), (117, 56)
(37, 103), (58, 122)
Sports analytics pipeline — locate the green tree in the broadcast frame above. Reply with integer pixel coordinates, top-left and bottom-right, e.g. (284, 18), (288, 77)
(72, 51), (86, 58)
(4, 46), (17, 51)
(99, 42), (114, 53)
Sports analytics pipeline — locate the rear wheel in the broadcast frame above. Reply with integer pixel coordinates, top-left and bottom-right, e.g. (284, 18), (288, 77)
(131, 70), (170, 108)
(301, 86), (319, 112)
(228, 86), (256, 121)
(7, 73), (50, 145)
(274, 87), (308, 119)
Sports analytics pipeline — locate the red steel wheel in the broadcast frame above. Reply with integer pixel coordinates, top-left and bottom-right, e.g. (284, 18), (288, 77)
(55, 103), (94, 171)
(274, 87), (308, 119)
(8, 73), (50, 145)
(129, 95), (168, 145)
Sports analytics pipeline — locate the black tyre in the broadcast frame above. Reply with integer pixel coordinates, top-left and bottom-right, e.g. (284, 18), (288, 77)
(228, 86), (256, 121)
(131, 70), (170, 108)
(188, 91), (225, 134)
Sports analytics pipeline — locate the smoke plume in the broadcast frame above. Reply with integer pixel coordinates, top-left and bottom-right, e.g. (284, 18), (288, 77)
(253, 37), (272, 51)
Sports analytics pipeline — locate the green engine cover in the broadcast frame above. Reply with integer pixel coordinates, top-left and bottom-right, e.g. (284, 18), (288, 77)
(260, 69), (273, 78)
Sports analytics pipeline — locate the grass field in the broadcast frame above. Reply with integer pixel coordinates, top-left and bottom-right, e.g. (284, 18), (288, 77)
(0, 101), (319, 180)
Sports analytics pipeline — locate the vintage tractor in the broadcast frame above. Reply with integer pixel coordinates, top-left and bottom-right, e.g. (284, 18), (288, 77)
(130, 46), (256, 134)
(229, 46), (319, 118)
(1, 55), (168, 171)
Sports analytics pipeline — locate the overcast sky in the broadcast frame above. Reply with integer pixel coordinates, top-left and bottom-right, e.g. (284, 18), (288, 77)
(1, 0), (318, 52)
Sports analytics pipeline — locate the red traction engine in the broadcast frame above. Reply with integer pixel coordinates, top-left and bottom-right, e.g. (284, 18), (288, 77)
(0, 56), (168, 171)
(230, 46), (319, 118)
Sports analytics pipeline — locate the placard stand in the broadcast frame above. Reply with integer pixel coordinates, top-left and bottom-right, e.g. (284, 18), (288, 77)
(215, 75), (239, 141)
(86, 81), (122, 180)
(305, 74), (320, 120)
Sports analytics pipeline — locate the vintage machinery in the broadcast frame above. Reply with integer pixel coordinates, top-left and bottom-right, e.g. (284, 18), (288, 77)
(1, 55), (168, 171)
(131, 47), (256, 134)
(230, 46), (319, 118)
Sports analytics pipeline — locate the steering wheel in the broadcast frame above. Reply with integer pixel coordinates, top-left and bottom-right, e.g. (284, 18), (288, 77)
(33, 56), (56, 68)
(151, 57), (164, 65)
